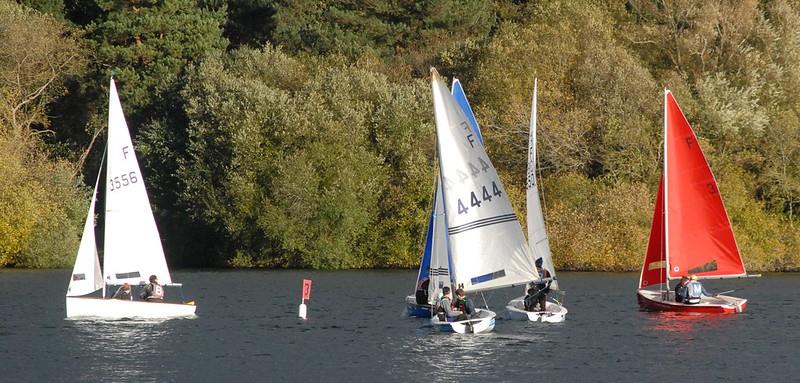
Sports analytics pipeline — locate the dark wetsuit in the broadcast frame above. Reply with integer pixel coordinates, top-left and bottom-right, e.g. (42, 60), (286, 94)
(525, 267), (551, 311)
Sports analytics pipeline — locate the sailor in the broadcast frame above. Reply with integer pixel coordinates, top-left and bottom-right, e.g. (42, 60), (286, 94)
(685, 274), (711, 304)
(112, 283), (132, 300)
(140, 275), (165, 302)
(674, 275), (690, 303)
(433, 286), (462, 321)
(525, 258), (551, 311)
(453, 288), (474, 321)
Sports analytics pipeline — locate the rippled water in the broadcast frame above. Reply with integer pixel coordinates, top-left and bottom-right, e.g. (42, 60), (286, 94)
(0, 270), (797, 382)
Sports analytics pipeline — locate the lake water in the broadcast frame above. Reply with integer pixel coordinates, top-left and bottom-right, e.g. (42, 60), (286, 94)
(0, 270), (796, 382)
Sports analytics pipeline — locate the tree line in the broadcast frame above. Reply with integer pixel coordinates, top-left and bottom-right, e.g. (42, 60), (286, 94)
(1, 0), (798, 271)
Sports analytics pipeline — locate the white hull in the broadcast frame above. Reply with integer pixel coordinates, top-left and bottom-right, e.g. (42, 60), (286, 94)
(430, 308), (496, 334)
(66, 297), (196, 319)
(506, 296), (567, 323)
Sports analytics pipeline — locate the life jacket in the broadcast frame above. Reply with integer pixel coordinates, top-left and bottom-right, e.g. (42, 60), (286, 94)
(148, 283), (164, 300)
(534, 267), (551, 290)
(685, 281), (703, 304)
(435, 296), (452, 321)
(675, 284), (688, 303)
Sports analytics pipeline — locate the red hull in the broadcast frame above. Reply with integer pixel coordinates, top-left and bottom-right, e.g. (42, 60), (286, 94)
(637, 289), (746, 314)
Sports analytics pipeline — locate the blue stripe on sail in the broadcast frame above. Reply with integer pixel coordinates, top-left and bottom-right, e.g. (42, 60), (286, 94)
(452, 79), (483, 144)
(447, 214), (518, 235)
(470, 270), (506, 285)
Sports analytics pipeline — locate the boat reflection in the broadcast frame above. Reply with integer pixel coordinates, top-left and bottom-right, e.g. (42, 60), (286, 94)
(65, 319), (181, 381)
(643, 311), (738, 334)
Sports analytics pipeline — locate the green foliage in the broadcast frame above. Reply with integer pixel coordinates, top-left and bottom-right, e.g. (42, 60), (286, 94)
(0, 134), (88, 268)
(270, 0), (496, 75)
(6, 0), (800, 271)
(179, 46), (433, 268)
(86, 0), (228, 125)
(543, 173), (652, 271)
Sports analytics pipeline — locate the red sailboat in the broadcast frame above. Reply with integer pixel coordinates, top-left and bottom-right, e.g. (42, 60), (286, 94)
(637, 90), (753, 314)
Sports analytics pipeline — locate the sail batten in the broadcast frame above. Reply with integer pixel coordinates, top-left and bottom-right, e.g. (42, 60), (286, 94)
(431, 69), (537, 293)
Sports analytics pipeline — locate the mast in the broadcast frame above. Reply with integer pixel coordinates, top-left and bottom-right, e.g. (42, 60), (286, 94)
(662, 88), (669, 291)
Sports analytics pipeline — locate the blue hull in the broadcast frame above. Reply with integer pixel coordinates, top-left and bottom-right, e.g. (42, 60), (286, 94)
(406, 303), (432, 318)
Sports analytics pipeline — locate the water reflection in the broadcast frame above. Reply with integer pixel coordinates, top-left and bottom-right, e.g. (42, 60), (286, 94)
(642, 311), (737, 334)
(65, 319), (183, 382)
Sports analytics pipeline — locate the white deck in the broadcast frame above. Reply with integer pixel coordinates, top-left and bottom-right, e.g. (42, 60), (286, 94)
(506, 296), (567, 323)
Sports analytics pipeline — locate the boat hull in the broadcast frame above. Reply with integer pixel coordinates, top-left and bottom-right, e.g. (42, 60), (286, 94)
(405, 295), (432, 318)
(430, 309), (496, 334)
(66, 297), (197, 319)
(636, 289), (746, 314)
(505, 296), (567, 323)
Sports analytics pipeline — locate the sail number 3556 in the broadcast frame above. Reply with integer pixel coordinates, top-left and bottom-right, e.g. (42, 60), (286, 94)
(457, 181), (503, 215)
(109, 171), (138, 191)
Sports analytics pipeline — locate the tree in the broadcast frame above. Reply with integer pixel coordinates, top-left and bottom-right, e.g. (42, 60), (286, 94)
(178, 46), (434, 268)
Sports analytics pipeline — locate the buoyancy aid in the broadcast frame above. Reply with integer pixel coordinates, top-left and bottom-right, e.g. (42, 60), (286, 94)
(148, 283), (164, 300)
(686, 281), (703, 304)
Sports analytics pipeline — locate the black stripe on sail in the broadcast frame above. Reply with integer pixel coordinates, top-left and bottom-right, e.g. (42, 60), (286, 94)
(447, 214), (518, 235)
(428, 267), (449, 276)
(115, 271), (141, 279)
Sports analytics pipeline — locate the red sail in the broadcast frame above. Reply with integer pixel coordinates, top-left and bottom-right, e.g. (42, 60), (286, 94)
(640, 177), (667, 288)
(664, 91), (746, 279)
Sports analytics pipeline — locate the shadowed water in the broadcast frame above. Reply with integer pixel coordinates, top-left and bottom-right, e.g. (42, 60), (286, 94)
(0, 270), (796, 382)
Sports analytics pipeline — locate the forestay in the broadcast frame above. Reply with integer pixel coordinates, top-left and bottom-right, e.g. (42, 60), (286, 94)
(67, 165), (104, 297)
(526, 79), (558, 290)
(431, 69), (538, 293)
(103, 79), (172, 285)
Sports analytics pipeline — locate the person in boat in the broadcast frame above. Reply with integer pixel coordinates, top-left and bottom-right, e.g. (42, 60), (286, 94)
(112, 283), (132, 300)
(453, 288), (474, 321)
(674, 276), (690, 303)
(139, 275), (165, 302)
(433, 286), (462, 321)
(415, 277), (430, 305)
(685, 274), (712, 304)
(525, 258), (552, 311)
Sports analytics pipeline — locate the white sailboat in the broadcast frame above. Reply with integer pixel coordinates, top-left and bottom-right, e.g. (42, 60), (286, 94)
(405, 78), (483, 318)
(66, 78), (196, 319)
(429, 69), (539, 333)
(506, 79), (568, 323)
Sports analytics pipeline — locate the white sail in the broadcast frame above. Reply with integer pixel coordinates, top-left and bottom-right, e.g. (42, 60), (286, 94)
(526, 79), (558, 290)
(431, 69), (538, 293)
(67, 166), (104, 297)
(103, 79), (172, 285)
(428, 175), (452, 298)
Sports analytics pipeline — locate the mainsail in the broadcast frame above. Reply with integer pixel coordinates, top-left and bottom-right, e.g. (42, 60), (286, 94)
(526, 79), (558, 290)
(640, 90), (746, 287)
(416, 79), (486, 298)
(67, 164), (104, 297)
(103, 79), (172, 285)
(662, 90), (745, 279)
(431, 69), (537, 293)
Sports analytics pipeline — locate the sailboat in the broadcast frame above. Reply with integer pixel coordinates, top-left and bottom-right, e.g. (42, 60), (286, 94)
(636, 89), (755, 314)
(506, 79), (568, 323)
(66, 78), (197, 319)
(405, 78), (483, 318)
(428, 68), (539, 333)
